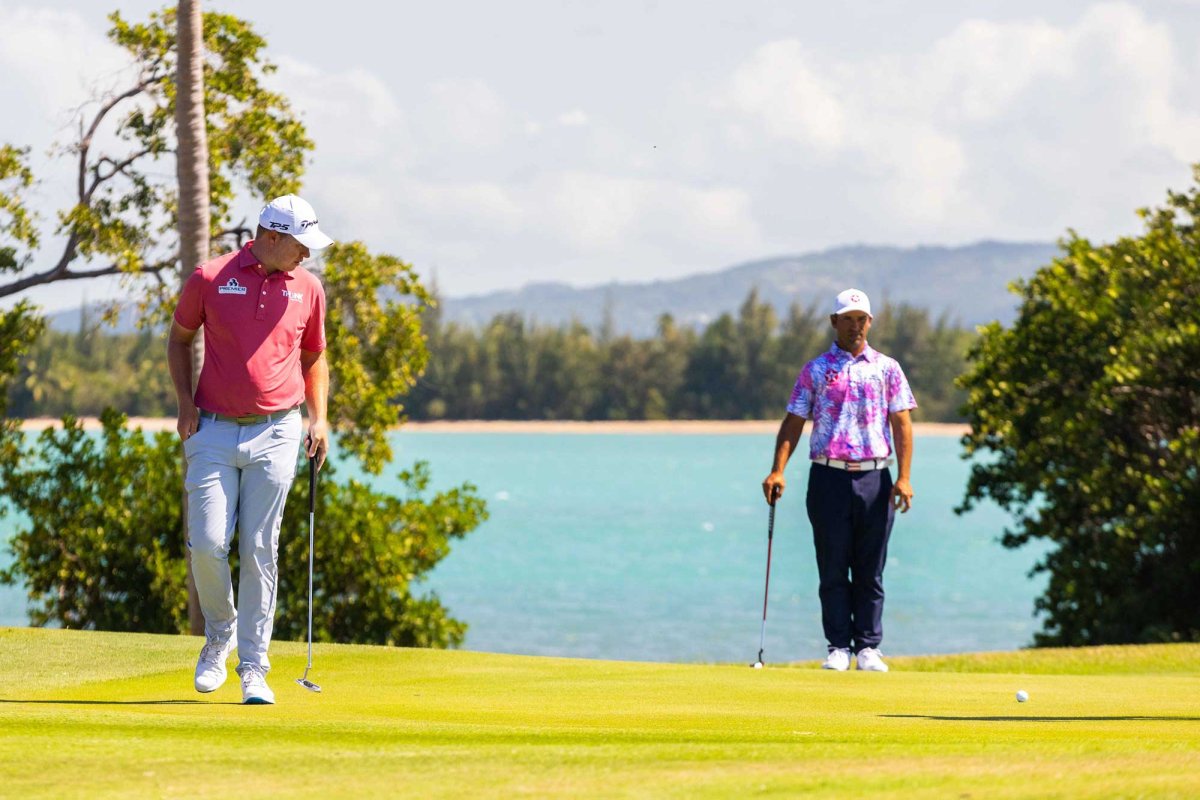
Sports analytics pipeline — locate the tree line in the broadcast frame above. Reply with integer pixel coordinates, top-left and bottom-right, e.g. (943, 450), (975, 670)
(9, 291), (978, 423)
(406, 291), (975, 423)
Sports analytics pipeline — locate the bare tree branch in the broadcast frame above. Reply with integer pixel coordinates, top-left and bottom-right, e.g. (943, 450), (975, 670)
(86, 148), (155, 200)
(0, 257), (175, 299)
(76, 76), (159, 203)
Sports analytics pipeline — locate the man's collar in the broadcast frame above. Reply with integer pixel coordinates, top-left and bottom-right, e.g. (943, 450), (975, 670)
(237, 241), (261, 270)
(829, 342), (877, 362)
(238, 241), (294, 279)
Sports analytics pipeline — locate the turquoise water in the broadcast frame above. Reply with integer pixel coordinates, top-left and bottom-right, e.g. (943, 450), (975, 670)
(0, 432), (1046, 662)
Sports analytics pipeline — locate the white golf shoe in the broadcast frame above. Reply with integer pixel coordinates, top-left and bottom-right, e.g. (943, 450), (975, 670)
(240, 665), (275, 705)
(821, 647), (851, 671)
(856, 647), (890, 672)
(194, 635), (235, 693)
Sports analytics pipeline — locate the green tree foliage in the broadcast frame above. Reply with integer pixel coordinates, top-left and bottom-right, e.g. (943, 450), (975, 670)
(0, 410), (188, 631)
(958, 173), (1200, 646)
(870, 304), (976, 423)
(0, 145), (38, 277)
(0, 303), (45, 496)
(322, 242), (433, 473)
(0, 148), (44, 444)
(8, 320), (174, 419)
(407, 293), (970, 422)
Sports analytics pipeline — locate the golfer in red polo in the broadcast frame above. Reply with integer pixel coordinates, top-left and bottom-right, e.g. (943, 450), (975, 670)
(168, 194), (331, 704)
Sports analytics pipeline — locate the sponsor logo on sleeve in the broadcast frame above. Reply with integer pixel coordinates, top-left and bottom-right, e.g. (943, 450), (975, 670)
(281, 289), (304, 302)
(218, 278), (247, 295)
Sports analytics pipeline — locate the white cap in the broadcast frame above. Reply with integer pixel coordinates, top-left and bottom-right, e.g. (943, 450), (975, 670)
(258, 194), (334, 250)
(833, 287), (872, 316)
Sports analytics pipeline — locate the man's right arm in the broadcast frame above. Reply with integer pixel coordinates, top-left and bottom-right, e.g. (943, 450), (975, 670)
(167, 321), (200, 441)
(762, 413), (807, 505)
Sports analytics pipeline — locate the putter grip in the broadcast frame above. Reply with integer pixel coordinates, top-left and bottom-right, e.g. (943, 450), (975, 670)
(308, 455), (316, 513)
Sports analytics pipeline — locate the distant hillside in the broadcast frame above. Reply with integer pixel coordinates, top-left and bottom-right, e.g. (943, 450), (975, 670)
(441, 241), (1059, 336)
(47, 241), (1059, 336)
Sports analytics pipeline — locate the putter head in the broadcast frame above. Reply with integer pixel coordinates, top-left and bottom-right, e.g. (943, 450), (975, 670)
(296, 677), (322, 693)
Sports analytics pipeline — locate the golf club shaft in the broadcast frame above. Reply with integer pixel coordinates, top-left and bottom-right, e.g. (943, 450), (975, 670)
(307, 456), (316, 670)
(757, 501), (776, 661)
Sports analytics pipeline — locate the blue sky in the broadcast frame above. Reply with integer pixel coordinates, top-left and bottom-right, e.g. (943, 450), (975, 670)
(3, 1), (1200, 310)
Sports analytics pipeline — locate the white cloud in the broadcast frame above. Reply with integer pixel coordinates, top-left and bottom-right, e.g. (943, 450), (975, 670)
(0, 6), (129, 133)
(720, 40), (846, 152)
(714, 2), (1200, 248)
(423, 78), (518, 151)
(556, 109), (589, 127)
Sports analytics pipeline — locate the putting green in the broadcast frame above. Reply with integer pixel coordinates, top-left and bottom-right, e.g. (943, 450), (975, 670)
(1, 627), (1197, 798)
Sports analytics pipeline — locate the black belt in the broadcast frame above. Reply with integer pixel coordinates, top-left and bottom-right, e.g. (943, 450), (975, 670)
(198, 404), (300, 426)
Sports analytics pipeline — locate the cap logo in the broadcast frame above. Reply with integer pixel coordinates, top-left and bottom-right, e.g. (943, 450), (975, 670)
(850, 293), (861, 302)
(298, 219), (317, 230)
(268, 221), (290, 231)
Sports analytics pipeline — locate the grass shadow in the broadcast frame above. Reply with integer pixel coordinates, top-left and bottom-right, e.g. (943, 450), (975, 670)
(883, 714), (1200, 722)
(0, 698), (243, 706)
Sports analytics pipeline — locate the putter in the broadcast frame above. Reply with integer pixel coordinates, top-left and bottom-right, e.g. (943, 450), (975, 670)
(751, 492), (778, 668)
(296, 453), (321, 693)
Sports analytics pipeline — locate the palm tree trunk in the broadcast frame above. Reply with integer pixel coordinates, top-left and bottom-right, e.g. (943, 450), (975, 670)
(176, 0), (209, 637)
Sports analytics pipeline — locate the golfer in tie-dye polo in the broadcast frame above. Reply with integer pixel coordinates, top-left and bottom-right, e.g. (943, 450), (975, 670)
(762, 288), (916, 673)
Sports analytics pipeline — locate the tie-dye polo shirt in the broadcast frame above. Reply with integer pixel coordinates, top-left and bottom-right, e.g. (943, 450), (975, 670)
(787, 342), (917, 461)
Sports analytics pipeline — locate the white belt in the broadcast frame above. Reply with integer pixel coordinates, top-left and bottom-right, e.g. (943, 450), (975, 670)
(812, 457), (892, 472)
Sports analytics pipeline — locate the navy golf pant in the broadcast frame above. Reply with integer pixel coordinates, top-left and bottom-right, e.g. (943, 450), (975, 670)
(806, 463), (895, 652)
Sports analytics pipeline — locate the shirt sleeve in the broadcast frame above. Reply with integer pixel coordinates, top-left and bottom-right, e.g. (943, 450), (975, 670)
(786, 362), (815, 418)
(173, 267), (205, 330)
(300, 278), (327, 353)
(885, 359), (917, 413)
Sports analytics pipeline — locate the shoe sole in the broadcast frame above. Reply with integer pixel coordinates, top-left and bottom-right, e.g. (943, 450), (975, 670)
(242, 697), (275, 705)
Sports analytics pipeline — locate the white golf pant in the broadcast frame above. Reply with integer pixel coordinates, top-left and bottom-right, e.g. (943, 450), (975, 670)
(184, 410), (302, 674)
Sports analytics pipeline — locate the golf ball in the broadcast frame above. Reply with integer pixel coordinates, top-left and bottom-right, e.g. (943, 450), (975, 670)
(1016, 690), (1029, 703)
(753, 662), (763, 669)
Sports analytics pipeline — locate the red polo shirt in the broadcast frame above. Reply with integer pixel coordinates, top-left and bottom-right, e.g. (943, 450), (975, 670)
(174, 242), (326, 416)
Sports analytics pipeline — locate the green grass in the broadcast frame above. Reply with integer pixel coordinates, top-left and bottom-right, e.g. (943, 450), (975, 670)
(1, 628), (1198, 798)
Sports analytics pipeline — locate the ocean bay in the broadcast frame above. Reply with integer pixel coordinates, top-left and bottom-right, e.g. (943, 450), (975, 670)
(0, 431), (1045, 663)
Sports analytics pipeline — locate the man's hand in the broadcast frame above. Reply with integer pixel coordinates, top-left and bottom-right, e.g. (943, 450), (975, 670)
(305, 418), (330, 471)
(762, 471), (785, 505)
(890, 477), (914, 513)
(177, 400), (200, 442)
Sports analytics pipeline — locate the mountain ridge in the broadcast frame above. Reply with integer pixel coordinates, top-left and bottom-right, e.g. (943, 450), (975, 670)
(439, 240), (1059, 335)
(46, 240), (1060, 336)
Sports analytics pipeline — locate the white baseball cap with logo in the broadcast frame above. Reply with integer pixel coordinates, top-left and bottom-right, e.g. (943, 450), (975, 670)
(833, 288), (872, 317)
(258, 194), (334, 250)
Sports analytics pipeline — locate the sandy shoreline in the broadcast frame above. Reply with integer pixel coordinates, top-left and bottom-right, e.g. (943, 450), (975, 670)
(15, 417), (970, 436)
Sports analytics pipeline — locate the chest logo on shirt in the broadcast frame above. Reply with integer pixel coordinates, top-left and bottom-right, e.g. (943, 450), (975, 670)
(281, 289), (304, 303)
(217, 278), (247, 296)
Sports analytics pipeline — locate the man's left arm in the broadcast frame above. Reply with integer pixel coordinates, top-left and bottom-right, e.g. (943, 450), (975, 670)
(888, 409), (913, 513)
(300, 349), (329, 470)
